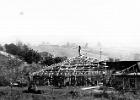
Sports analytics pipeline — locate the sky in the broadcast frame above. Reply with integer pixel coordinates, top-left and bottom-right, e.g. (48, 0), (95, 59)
(0, 0), (140, 50)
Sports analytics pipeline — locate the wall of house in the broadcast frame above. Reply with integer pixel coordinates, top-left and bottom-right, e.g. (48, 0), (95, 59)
(136, 77), (140, 90)
(114, 75), (140, 91)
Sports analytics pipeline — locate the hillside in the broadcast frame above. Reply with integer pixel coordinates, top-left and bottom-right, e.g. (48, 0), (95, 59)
(31, 44), (108, 60)
(0, 52), (9, 66)
(0, 51), (17, 66)
(31, 43), (140, 61)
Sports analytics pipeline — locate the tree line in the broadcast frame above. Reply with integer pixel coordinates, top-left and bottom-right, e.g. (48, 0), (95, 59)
(3, 42), (67, 65)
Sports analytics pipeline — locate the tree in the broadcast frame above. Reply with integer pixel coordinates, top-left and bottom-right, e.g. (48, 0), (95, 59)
(41, 56), (55, 66)
(5, 43), (19, 55)
(41, 56), (67, 66)
(54, 56), (67, 64)
(23, 49), (41, 64)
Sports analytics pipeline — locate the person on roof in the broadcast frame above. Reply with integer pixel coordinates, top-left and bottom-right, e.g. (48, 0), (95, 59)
(78, 46), (81, 56)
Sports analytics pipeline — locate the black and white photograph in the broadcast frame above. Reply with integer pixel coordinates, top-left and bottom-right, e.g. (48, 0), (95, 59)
(0, 0), (140, 100)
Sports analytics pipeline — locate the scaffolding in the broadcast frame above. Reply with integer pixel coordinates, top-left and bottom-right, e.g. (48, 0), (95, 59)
(32, 55), (108, 87)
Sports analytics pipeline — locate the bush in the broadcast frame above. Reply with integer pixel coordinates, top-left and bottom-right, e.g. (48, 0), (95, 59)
(0, 76), (9, 86)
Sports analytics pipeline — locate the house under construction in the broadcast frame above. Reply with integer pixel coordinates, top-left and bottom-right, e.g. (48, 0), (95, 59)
(32, 55), (109, 87)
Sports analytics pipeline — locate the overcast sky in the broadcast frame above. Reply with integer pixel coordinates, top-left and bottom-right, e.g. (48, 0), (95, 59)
(0, 0), (140, 49)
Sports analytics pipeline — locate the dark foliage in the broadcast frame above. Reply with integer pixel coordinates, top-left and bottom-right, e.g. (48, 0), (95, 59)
(54, 56), (67, 64)
(4, 42), (67, 65)
(0, 76), (9, 86)
(5, 43), (42, 64)
(41, 56), (67, 66)
(5, 43), (19, 55)
(41, 56), (55, 66)
(23, 49), (41, 64)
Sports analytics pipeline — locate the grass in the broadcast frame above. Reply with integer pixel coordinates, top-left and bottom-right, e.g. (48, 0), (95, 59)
(0, 86), (140, 100)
